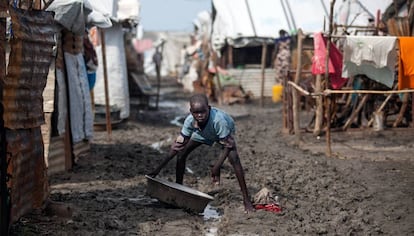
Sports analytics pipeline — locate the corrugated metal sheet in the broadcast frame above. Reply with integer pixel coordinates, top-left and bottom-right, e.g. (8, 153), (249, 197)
(2, 7), (56, 129)
(47, 136), (67, 176)
(73, 140), (90, 163)
(226, 68), (276, 97)
(6, 128), (49, 223)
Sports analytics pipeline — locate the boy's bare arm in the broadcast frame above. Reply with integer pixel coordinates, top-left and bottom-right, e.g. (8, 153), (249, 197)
(148, 135), (189, 177)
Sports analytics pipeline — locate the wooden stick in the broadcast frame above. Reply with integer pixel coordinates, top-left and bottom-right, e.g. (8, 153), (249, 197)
(260, 42), (267, 107)
(325, 0), (336, 157)
(342, 94), (369, 131)
(100, 29), (112, 141)
(324, 88), (414, 94)
(393, 92), (409, 127)
(282, 72), (288, 132)
(288, 81), (310, 95)
(367, 85), (397, 127)
(288, 81), (414, 96)
(292, 29), (304, 144)
(314, 74), (323, 135)
(213, 53), (223, 105)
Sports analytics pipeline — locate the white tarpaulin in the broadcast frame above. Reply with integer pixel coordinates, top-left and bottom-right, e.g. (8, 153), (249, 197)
(211, 0), (280, 49)
(211, 0), (392, 50)
(94, 23), (130, 119)
(89, 0), (140, 120)
(88, 0), (140, 22)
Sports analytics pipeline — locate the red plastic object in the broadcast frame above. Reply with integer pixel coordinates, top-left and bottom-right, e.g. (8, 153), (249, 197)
(254, 203), (282, 213)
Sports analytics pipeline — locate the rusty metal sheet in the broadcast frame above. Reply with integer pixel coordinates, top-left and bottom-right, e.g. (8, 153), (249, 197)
(6, 127), (49, 223)
(2, 7), (56, 129)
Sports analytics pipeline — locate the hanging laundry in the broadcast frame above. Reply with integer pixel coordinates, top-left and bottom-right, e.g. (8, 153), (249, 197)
(342, 36), (397, 88)
(311, 32), (347, 89)
(398, 37), (414, 90)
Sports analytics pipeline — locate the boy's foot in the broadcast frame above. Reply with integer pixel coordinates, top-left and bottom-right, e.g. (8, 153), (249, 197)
(244, 200), (256, 213)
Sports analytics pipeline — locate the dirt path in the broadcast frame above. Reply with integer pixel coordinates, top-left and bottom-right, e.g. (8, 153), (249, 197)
(10, 78), (414, 236)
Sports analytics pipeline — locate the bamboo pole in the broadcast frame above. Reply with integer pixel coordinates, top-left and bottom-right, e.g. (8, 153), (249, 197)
(99, 29), (112, 140)
(260, 42), (267, 107)
(292, 29), (303, 144)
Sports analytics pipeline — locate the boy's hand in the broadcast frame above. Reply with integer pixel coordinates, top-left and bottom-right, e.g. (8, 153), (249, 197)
(211, 166), (220, 185)
(219, 135), (235, 149)
(171, 135), (188, 152)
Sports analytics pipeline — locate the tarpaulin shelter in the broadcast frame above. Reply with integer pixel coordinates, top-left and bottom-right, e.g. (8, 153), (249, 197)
(89, 0), (140, 121)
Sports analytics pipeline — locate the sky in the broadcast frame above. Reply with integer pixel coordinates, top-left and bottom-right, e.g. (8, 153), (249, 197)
(139, 0), (211, 32)
(139, 0), (393, 32)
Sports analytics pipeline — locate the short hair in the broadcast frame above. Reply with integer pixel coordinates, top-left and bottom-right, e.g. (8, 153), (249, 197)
(190, 93), (209, 106)
(279, 29), (288, 37)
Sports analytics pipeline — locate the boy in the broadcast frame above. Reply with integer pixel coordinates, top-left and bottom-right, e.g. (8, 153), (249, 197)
(148, 94), (255, 213)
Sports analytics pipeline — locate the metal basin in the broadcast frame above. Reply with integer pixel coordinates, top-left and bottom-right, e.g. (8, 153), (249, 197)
(145, 175), (214, 213)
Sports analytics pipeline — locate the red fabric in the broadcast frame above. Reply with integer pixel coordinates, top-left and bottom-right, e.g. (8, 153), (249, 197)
(254, 204), (282, 213)
(312, 32), (347, 89)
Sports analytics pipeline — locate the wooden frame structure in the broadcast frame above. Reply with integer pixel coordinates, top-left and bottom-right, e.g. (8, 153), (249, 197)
(283, 0), (414, 157)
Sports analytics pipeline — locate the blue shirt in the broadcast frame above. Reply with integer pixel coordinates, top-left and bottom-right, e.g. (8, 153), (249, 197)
(181, 107), (235, 145)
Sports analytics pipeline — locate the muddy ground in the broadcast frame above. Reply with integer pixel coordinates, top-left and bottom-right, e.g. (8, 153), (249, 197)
(10, 77), (414, 236)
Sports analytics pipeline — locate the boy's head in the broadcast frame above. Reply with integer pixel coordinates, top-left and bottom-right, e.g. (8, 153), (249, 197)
(189, 94), (210, 126)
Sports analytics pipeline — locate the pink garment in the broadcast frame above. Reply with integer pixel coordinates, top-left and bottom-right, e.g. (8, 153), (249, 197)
(312, 32), (347, 89)
(133, 39), (153, 53)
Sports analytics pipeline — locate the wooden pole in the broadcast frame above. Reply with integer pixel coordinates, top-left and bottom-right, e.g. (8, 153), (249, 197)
(153, 45), (162, 110)
(99, 29), (112, 140)
(213, 52), (223, 105)
(292, 29), (303, 144)
(314, 74), (323, 135)
(282, 71), (289, 133)
(325, 0), (335, 157)
(228, 46), (233, 68)
(260, 42), (267, 107)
